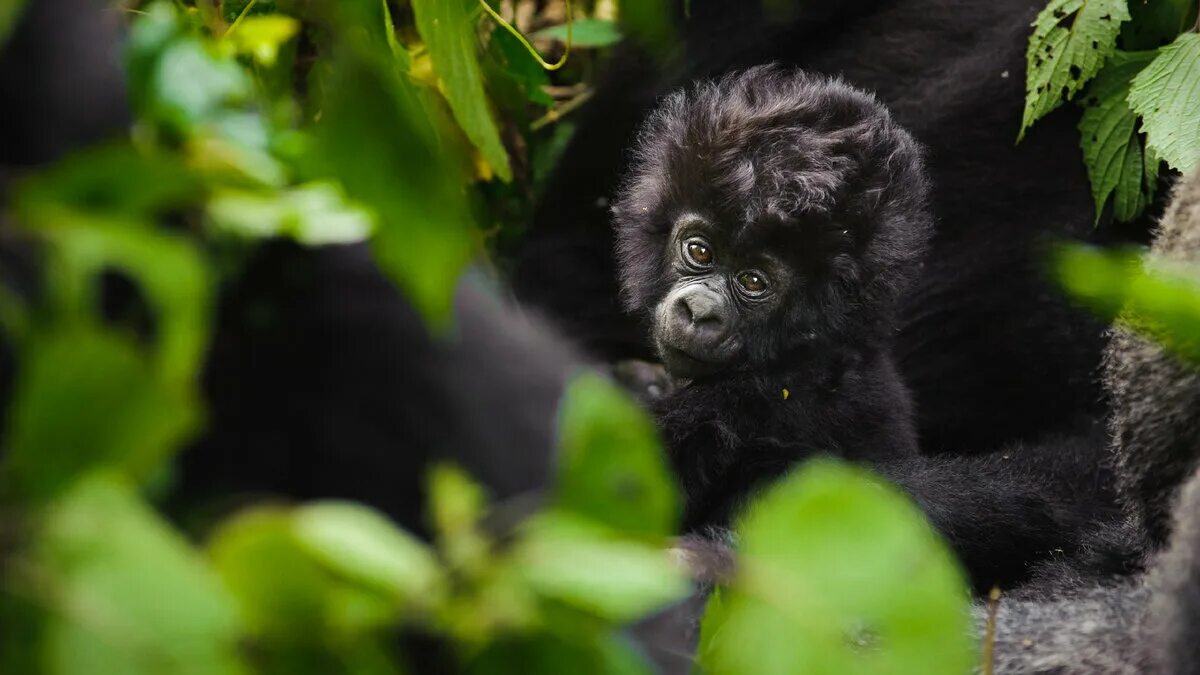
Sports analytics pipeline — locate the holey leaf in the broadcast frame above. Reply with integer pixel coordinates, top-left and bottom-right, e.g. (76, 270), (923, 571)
(1078, 51), (1159, 223)
(1128, 33), (1200, 173)
(411, 0), (512, 182)
(1020, 0), (1130, 139)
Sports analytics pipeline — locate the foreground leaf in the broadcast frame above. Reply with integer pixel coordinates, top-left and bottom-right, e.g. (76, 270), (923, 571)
(513, 512), (688, 621)
(1020, 0), (1130, 139)
(208, 183), (374, 245)
(411, 0), (511, 181)
(293, 501), (442, 602)
(1078, 50), (1158, 222)
(33, 474), (243, 675)
(1128, 32), (1200, 173)
(0, 329), (199, 500)
(698, 460), (974, 675)
(554, 373), (678, 540)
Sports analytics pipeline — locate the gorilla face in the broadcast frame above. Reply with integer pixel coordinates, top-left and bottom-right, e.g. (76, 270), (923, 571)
(653, 213), (797, 377)
(613, 66), (932, 378)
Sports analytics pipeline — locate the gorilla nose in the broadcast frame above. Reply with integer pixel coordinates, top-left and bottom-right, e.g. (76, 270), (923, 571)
(672, 288), (726, 338)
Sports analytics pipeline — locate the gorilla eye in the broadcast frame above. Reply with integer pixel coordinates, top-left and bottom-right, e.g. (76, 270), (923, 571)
(736, 271), (769, 295)
(684, 239), (713, 267)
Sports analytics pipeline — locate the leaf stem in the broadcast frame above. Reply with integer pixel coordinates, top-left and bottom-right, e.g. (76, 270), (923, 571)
(531, 88), (593, 130)
(478, 0), (573, 71)
(982, 586), (1001, 675)
(224, 0), (257, 38)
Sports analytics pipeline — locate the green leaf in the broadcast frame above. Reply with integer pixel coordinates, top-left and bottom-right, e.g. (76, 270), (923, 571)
(0, 329), (200, 500)
(225, 15), (300, 67)
(293, 501), (443, 602)
(698, 460), (975, 675)
(1128, 32), (1200, 173)
(531, 19), (623, 48)
(513, 512), (688, 621)
(554, 373), (678, 541)
(307, 51), (475, 325)
(14, 145), (201, 222)
(1020, 0), (1130, 139)
(32, 474), (243, 675)
(1078, 51), (1159, 222)
(208, 508), (398, 640)
(1055, 245), (1200, 363)
(208, 182), (375, 245)
(0, 0), (27, 47)
(489, 26), (554, 107)
(1120, 0), (1198, 51)
(136, 35), (251, 134)
(617, 0), (676, 56)
(410, 0), (512, 181)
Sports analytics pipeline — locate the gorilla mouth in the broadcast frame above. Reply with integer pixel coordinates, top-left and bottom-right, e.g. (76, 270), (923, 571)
(661, 345), (726, 378)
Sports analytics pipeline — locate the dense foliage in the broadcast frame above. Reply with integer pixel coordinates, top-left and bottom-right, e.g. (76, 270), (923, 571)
(1020, 0), (1200, 222)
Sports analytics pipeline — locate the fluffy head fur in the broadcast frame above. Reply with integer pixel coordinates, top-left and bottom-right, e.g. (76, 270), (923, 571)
(612, 65), (932, 361)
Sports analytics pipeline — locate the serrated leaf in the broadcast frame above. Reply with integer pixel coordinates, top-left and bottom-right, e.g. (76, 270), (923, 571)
(554, 373), (678, 541)
(1020, 0), (1130, 139)
(34, 474), (244, 675)
(1128, 32), (1200, 173)
(698, 460), (974, 675)
(1078, 51), (1159, 222)
(531, 19), (623, 48)
(411, 0), (512, 181)
(513, 512), (688, 621)
(293, 501), (442, 601)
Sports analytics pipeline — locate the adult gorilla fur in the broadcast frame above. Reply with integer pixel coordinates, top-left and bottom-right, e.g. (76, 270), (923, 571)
(984, 169), (1200, 675)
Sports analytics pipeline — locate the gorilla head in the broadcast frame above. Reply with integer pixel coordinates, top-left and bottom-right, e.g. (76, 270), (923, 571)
(612, 65), (932, 378)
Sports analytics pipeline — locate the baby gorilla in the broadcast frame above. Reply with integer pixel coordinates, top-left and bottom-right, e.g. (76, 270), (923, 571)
(613, 65), (931, 529)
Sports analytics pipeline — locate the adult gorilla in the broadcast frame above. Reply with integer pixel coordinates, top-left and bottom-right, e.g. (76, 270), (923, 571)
(510, 0), (1154, 454)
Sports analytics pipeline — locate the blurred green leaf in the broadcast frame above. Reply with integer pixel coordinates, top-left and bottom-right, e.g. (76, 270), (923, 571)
(1128, 32), (1200, 173)
(293, 501), (443, 602)
(1120, 0), (1198, 51)
(698, 460), (975, 675)
(142, 37), (251, 134)
(0, 0), (27, 49)
(208, 508), (398, 640)
(1077, 51), (1159, 223)
(514, 512), (688, 621)
(225, 15), (300, 67)
(307, 50), (475, 325)
(554, 373), (678, 541)
(208, 182), (375, 245)
(1019, 0), (1130, 140)
(33, 474), (244, 675)
(411, 0), (512, 181)
(0, 328), (199, 500)
(15, 145), (201, 221)
(531, 20), (623, 48)
(1056, 244), (1200, 362)
(617, 0), (675, 56)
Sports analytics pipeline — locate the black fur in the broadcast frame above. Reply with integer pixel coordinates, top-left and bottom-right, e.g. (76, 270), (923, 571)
(612, 67), (929, 529)
(510, 0), (1152, 455)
